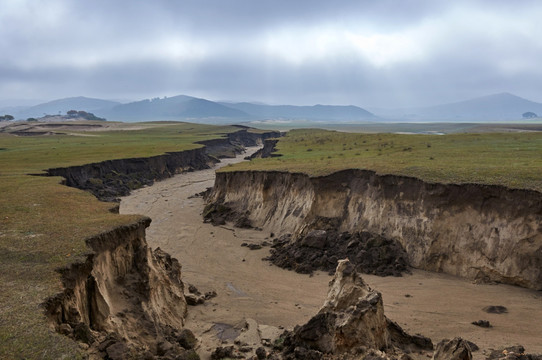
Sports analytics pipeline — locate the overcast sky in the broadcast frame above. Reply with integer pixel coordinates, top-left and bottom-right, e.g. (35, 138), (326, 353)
(1, 0), (542, 108)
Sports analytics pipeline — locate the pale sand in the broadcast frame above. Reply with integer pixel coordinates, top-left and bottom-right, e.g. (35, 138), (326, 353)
(120, 148), (542, 359)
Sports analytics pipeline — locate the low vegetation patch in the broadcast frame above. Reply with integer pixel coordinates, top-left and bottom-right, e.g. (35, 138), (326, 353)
(225, 129), (542, 192)
(0, 121), (251, 358)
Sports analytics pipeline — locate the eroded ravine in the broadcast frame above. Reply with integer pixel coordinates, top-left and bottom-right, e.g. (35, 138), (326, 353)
(120, 148), (542, 358)
(119, 149), (330, 358)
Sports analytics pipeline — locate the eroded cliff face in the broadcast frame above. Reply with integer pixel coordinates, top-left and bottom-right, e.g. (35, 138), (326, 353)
(43, 217), (188, 356)
(207, 170), (542, 289)
(198, 128), (281, 159)
(46, 129), (281, 202)
(47, 148), (213, 202)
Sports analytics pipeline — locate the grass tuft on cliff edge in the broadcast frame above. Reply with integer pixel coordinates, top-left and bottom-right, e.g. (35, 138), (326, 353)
(223, 129), (542, 192)
(0, 121), (249, 359)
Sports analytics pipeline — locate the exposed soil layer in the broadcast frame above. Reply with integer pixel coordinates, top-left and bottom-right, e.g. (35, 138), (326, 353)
(48, 147), (213, 202)
(248, 138), (281, 159)
(45, 129), (280, 202)
(197, 127), (280, 159)
(207, 169), (542, 290)
(266, 230), (410, 276)
(43, 218), (191, 358)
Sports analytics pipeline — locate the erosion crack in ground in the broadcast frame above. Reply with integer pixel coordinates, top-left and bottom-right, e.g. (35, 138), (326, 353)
(120, 148), (542, 360)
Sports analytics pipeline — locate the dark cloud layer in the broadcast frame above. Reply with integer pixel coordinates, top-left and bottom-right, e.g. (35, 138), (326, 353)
(1, 0), (541, 107)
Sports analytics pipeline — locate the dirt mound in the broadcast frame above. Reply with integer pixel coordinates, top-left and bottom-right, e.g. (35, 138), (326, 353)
(266, 230), (410, 276)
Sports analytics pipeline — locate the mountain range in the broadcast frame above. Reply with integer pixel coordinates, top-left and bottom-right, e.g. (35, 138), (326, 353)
(219, 102), (375, 121)
(2, 92), (541, 123)
(370, 93), (542, 121)
(102, 95), (248, 121)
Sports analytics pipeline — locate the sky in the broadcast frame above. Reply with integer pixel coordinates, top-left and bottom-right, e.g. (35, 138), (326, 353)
(1, 0), (542, 108)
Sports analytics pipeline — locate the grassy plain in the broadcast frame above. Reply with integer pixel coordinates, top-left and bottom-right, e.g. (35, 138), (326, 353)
(225, 129), (542, 192)
(0, 121), (245, 359)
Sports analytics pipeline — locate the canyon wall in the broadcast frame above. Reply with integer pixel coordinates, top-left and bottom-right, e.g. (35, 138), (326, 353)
(208, 170), (542, 289)
(43, 217), (188, 354)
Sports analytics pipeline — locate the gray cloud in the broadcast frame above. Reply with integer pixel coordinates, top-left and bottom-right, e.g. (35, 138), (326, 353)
(1, 0), (541, 107)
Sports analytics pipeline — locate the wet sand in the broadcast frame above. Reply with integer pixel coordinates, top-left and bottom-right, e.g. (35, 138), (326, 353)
(120, 148), (542, 359)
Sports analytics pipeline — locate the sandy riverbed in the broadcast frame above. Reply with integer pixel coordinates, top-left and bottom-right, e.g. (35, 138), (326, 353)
(120, 148), (542, 359)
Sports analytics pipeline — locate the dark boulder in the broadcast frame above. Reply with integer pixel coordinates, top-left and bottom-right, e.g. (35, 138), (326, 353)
(471, 320), (491, 328)
(483, 305), (508, 314)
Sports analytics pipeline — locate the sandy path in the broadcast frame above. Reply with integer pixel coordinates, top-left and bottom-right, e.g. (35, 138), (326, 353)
(120, 149), (542, 358)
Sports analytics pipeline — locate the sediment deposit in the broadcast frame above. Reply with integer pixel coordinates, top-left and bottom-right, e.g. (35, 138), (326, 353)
(207, 169), (542, 289)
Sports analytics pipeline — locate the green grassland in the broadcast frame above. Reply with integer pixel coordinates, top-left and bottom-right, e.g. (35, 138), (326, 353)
(0, 121), (248, 359)
(0, 122), (247, 175)
(224, 129), (542, 192)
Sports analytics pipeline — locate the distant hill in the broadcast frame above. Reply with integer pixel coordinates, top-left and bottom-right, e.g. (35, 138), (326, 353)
(16, 96), (120, 119)
(5, 95), (377, 123)
(100, 95), (249, 121)
(372, 93), (542, 121)
(100, 96), (375, 122)
(221, 102), (375, 121)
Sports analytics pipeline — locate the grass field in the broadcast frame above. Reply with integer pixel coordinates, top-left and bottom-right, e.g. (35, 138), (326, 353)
(0, 121), (247, 359)
(224, 129), (542, 192)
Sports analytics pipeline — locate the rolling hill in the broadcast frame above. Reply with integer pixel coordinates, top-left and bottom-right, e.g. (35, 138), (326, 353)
(15, 96), (120, 119)
(100, 95), (249, 121)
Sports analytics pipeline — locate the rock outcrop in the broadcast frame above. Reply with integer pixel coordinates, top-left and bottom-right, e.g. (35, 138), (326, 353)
(206, 169), (542, 289)
(432, 338), (473, 360)
(280, 259), (432, 359)
(43, 218), (190, 357)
